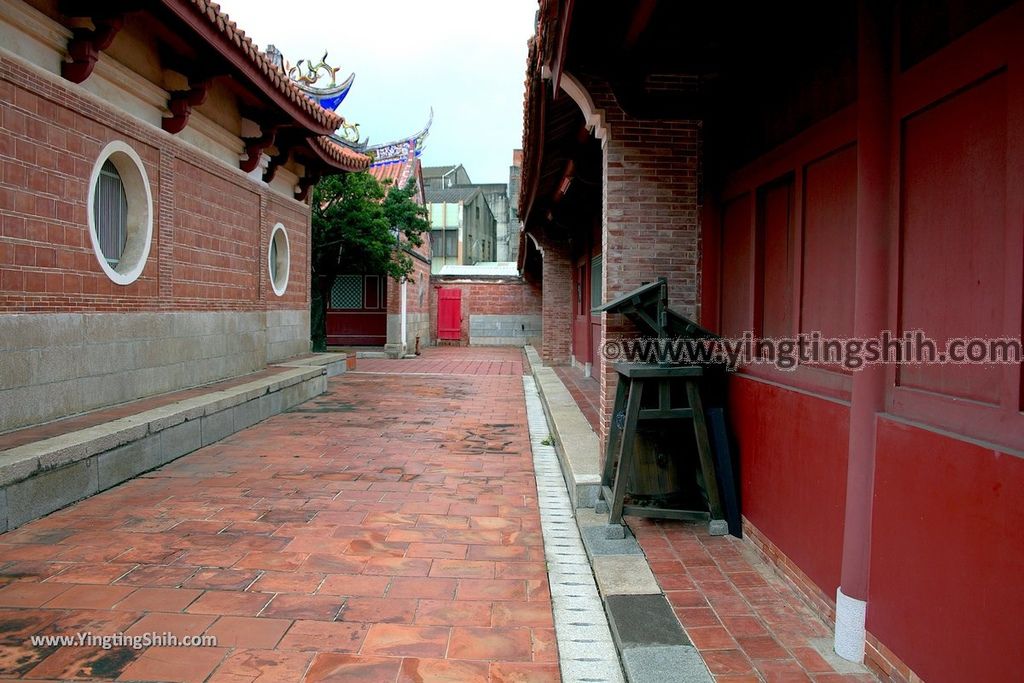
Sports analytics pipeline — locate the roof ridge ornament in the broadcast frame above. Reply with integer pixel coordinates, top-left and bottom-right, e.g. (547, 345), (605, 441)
(289, 51), (341, 87)
(279, 48), (356, 113)
(366, 108), (434, 167)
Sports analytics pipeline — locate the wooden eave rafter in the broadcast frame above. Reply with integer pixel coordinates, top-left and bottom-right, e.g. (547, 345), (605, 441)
(155, 0), (338, 137)
(61, 11), (128, 83)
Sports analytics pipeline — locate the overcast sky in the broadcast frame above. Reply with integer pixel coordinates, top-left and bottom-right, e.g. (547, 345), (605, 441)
(225, 0), (538, 185)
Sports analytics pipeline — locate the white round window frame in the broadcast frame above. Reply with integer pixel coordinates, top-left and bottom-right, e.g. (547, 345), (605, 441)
(86, 140), (154, 286)
(268, 223), (290, 296)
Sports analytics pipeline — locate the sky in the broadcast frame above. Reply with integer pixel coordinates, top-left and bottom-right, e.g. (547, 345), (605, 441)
(225, 0), (538, 185)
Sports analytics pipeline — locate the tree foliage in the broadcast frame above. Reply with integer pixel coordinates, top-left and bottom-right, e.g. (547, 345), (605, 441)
(309, 172), (429, 351)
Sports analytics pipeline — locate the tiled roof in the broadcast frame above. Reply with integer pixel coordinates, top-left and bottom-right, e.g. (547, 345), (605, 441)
(369, 159), (407, 186)
(426, 186), (481, 204)
(422, 165), (459, 177)
(313, 136), (372, 171)
(176, 0), (344, 132)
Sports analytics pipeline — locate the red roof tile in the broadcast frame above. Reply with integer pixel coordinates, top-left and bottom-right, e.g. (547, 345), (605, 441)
(174, 0), (344, 133)
(368, 159), (405, 186)
(312, 137), (372, 172)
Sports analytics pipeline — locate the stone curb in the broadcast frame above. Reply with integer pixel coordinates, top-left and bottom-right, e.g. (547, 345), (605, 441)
(525, 351), (713, 683)
(523, 346), (601, 508)
(523, 375), (625, 683)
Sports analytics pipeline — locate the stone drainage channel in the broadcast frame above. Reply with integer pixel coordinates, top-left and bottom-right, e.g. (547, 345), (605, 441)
(523, 375), (713, 683)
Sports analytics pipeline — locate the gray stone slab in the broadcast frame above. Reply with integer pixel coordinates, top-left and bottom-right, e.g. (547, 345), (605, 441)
(259, 391), (286, 421)
(593, 555), (662, 595)
(621, 645), (712, 683)
(159, 419), (202, 463)
(0, 489), (8, 533)
(201, 409), (235, 447)
(5, 459), (97, 527)
(560, 656), (624, 683)
(1, 312), (84, 351)
(581, 523), (643, 556)
(97, 435), (162, 490)
(233, 398), (263, 431)
(606, 594), (690, 650)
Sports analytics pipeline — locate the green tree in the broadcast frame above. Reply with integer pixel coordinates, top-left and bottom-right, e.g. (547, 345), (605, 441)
(310, 172), (429, 351)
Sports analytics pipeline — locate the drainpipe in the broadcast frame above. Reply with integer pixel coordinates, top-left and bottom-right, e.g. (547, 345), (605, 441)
(400, 277), (408, 356)
(835, 0), (891, 662)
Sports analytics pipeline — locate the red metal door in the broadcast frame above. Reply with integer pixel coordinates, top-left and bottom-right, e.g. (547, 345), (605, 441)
(437, 288), (461, 341)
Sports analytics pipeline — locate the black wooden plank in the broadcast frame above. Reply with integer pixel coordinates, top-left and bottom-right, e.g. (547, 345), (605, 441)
(708, 406), (741, 538)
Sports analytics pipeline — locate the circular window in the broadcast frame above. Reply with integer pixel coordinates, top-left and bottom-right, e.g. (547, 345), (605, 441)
(268, 223), (290, 296)
(86, 141), (153, 285)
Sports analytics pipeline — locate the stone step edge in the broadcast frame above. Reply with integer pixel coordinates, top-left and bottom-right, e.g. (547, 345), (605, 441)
(522, 349), (714, 683)
(523, 345), (601, 509)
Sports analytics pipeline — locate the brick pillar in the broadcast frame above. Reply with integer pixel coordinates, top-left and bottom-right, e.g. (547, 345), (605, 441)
(157, 148), (175, 299)
(580, 76), (702, 445)
(539, 235), (572, 365)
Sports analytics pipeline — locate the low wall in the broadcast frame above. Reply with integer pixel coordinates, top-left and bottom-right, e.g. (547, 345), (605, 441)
(0, 309), (310, 432)
(0, 353), (346, 532)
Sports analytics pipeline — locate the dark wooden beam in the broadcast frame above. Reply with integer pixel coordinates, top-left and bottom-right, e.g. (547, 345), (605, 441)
(240, 126), (278, 173)
(295, 172), (320, 202)
(162, 79), (211, 134)
(622, 0), (658, 52)
(61, 14), (125, 84)
(551, 0), (575, 96)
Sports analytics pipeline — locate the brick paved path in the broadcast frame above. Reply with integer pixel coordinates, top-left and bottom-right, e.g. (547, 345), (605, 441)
(354, 347), (524, 377)
(0, 348), (557, 682)
(629, 521), (876, 683)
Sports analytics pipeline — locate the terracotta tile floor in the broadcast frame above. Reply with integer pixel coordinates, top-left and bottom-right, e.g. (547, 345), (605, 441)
(552, 366), (601, 434)
(0, 347), (557, 682)
(627, 517), (878, 683)
(354, 347), (524, 376)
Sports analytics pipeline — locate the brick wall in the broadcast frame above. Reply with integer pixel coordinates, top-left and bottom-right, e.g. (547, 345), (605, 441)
(0, 52), (315, 430)
(430, 276), (541, 346)
(580, 75), (703, 441)
(538, 236), (572, 364)
(0, 53), (311, 314)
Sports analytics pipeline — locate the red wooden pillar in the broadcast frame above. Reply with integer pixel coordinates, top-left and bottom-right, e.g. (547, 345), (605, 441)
(835, 0), (892, 662)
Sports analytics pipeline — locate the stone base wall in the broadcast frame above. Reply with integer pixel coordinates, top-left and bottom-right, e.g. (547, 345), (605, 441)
(267, 309), (311, 362)
(386, 312), (432, 356)
(469, 314), (541, 346)
(0, 309), (309, 432)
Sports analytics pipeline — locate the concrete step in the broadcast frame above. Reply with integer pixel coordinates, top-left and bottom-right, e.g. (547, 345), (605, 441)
(0, 353), (348, 532)
(524, 345), (601, 508)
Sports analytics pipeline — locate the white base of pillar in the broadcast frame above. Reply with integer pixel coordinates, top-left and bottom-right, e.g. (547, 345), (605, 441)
(834, 587), (866, 662)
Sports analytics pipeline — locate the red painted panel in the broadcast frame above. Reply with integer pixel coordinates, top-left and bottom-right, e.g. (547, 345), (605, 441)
(868, 418), (1024, 682)
(437, 288), (461, 340)
(898, 71), (1008, 404)
(326, 311), (386, 346)
(364, 275), (380, 309)
(758, 178), (795, 338)
(728, 375), (848, 595)
(801, 145), (857, 340)
(573, 260), (591, 363)
(719, 194), (753, 337)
